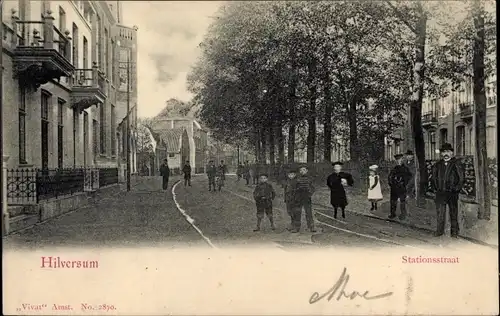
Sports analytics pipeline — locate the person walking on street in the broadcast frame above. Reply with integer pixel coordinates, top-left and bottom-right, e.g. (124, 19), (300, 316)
(388, 154), (412, 220)
(253, 174), (276, 232)
(326, 161), (354, 219)
(237, 163), (243, 182)
(404, 150), (416, 199)
(283, 166), (299, 232)
(159, 159), (170, 191)
(431, 143), (464, 238)
(249, 163), (257, 185)
(295, 165), (316, 232)
(218, 160), (227, 183)
(367, 165), (383, 211)
(182, 160), (192, 187)
(243, 161), (251, 185)
(206, 160), (217, 192)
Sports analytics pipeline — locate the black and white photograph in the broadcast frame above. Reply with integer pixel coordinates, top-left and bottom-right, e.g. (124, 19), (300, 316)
(1, 0), (498, 315)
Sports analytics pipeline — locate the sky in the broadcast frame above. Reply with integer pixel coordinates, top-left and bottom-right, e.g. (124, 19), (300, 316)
(121, 1), (223, 118)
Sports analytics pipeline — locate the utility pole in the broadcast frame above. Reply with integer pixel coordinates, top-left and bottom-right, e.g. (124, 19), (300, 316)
(126, 51), (131, 192)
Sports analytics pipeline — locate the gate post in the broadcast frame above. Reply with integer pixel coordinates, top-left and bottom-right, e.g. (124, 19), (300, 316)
(2, 156), (10, 236)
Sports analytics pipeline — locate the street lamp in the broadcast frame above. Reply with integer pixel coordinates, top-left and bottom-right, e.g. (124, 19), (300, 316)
(117, 40), (136, 192)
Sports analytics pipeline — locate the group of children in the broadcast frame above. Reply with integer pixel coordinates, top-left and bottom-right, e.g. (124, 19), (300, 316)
(252, 165), (316, 233)
(251, 154), (413, 232)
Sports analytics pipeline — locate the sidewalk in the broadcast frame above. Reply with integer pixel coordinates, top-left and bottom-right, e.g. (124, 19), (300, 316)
(311, 186), (498, 247)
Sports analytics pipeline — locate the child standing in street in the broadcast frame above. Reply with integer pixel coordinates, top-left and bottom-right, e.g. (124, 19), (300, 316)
(367, 165), (383, 211)
(284, 166), (299, 232)
(295, 165), (316, 232)
(253, 174), (276, 232)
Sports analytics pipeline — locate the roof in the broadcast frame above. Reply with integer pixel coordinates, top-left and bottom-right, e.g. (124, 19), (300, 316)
(155, 128), (185, 152)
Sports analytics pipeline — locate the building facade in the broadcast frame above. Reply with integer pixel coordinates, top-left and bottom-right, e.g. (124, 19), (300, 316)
(1, 0), (138, 176)
(385, 74), (497, 161)
(150, 117), (208, 174)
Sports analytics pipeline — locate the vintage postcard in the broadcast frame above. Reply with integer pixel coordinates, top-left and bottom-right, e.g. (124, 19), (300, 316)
(1, 0), (498, 315)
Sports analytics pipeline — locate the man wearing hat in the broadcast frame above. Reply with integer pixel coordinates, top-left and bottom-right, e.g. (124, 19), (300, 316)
(295, 164), (316, 232)
(388, 154), (412, 220)
(431, 143), (464, 238)
(404, 150), (416, 199)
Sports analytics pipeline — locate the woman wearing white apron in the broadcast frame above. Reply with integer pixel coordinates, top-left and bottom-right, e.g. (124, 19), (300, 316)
(367, 165), (383, 211)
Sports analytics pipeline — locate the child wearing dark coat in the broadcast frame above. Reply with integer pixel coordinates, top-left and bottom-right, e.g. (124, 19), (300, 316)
(253, 174), (276, 232)
(284, 166), (299, 232)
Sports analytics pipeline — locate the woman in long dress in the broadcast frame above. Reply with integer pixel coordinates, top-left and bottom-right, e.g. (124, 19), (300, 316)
(326, 161), (354, 219)
(367, 165), (383, 211)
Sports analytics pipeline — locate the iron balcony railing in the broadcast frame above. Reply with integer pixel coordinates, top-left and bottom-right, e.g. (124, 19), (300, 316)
(422, 111), (438, 124)
(72, 62), (106, 92)
(11, 15), (72, 61)
(459, 103), (474, 118)
(6, 167), (119, 205)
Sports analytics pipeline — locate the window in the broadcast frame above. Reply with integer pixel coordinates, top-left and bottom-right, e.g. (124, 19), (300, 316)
(122, 127), (127, 159)
(100, 103), (106, 154)
(58, 6), (66, 32)
(72, 23), (79, 67)
(93, 119), (99, 162)
(430, 132), (436, 160)
(430, 99), (437, 115)
(468, 127), (474, 155)
(111, 39), (115, 84)
(439, 128), (448, 147)
(456, 126), (466, 156)
(169, 153), (175, 158)
(486, 126), (496, 158)
(111, 105), (116, 155)
(104, 28), (109, 76)
(57, 99), (65, 168)
(96, 14), (102, 70)
(83, 112), (89, 166)
(18, 87), (27, 164)
(394, 139), (401, 154)
(438, 98), (445, 116)
(487, 81), (497, 107)
(83, 36), (88, 69)
(41, 91), (51, 170)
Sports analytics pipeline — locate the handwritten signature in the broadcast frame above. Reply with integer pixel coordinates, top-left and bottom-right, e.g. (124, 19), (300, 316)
(309, 267), (393, 304)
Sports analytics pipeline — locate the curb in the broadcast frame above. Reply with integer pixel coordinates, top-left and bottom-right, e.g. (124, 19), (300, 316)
(312, 200), (498, 249)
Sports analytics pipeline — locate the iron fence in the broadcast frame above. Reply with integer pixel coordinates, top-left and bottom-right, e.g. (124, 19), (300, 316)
(37, 168), (85, 200)
(99, 168), (118, 187)
(6, 168), (37, 205)
(6, 167), (119, 204)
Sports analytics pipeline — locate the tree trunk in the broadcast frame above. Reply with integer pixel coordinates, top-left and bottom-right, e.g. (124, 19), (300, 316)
(276, 124), (285, 165)
(348, 100), (360, 162)
(306, 62), (317, 163)
(323, 90), (333, 162)
(254, 129), (261, 163)
(287, 124), (295, 163)
(473, 2), (490, 220)
(260, 128), (267, 164)
(269, 126), (275, 165)
(412, 7), (428, 206)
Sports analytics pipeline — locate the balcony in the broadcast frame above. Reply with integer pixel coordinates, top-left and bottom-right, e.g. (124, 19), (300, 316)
(10, 10), (74, 90)
(459, 103), (473, 121)
(71, 63), (107, 112)
(422, 111), (438, 128)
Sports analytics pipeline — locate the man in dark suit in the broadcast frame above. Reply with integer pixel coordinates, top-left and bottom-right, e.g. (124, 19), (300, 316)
(431, 143), (465, 238)
(388, 154), (412, 220)
(159, 159), (170, 191)
(404, 150), (416, 199)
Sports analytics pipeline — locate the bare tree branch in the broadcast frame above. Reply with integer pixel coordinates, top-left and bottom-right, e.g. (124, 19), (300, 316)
(384, 1), (417, 34)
